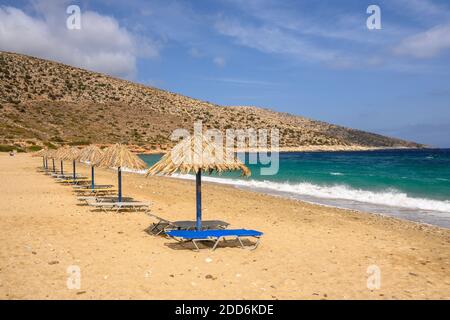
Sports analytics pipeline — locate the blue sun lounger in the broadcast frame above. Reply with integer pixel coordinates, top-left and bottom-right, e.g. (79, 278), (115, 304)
(166, 229), (263, 251)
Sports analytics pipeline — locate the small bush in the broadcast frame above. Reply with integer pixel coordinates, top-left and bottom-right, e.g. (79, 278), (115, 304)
(0, 144), (24, 152)
(68, 140), (91, 146)
(27, 145), (42, 152)
(0, 144), (15, 152)
(43, 141), (57, 149)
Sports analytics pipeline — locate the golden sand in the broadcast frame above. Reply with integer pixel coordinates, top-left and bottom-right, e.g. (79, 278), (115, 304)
(0, 153), (449, 299)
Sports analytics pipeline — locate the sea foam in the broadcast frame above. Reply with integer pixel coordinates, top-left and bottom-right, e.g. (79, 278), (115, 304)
(171, 174), (450, 214)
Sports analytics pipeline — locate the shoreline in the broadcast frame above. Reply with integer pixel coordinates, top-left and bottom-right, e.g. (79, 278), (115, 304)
(164, 173), (450, 230)
(83, 164), (450, 230)
(137, 147), (450, 229)
(5, 145), (433, 156)
(135, 145), (431, 155)
(1, 153), (449, 299)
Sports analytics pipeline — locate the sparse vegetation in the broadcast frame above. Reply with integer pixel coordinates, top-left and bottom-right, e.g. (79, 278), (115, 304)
(0, 51), (424, 152)
(27, 145), (43, 152)
(43, 142), (57, 149)
(0, 144), (24, 152)
(68, 140), (91, 146)
(0, 145), (15, 152)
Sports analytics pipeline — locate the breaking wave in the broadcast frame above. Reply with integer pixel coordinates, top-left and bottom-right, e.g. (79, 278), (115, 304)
(171, 174), (450, 214)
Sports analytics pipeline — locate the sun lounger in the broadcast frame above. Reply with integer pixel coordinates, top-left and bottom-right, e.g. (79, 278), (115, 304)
(87, 201), (151, 213)
(73, 185), (115, 191)
(74, 188), (117, 196)
(147, 215), (229, 235)
(78, 196), (134, 204)
(58, 178), (91, 185)
(166, 229), (263, 251)
(72, 184), (114, 189)
(37, 168), (52, 175)
(51, 173), (84, 179)
(56, 175), (88, 180)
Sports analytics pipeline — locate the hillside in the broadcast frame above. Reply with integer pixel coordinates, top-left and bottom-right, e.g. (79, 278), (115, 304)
(0, 51), (424, 153)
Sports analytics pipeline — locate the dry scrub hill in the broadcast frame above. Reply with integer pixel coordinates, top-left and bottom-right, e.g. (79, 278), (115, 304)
(0, 51), (423, 152)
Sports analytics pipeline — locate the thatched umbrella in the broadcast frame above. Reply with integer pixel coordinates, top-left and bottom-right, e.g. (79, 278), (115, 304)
(78, 145), (104, 190)
(32, 148), (48, 169)
(55, 147), (66, 174)
(94, 144), (147, 202)
(46, 149), (57, 173)
(55, 146), (81, 178)
(146, 134), (251, 230)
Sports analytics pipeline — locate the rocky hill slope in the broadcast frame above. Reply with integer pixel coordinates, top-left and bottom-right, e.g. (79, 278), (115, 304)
(0, 51), (424, 152)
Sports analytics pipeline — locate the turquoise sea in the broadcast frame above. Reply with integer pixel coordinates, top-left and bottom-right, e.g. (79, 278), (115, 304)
(140, 149), (450, 228)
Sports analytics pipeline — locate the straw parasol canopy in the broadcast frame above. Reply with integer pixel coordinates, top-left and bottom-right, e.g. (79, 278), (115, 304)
(77, 145), (104, 190)
(94, 144), (147, 170)
(32, 148), (49, 169)
(46, 149), (57, 172)
(55, 146), (81, 161)
(146, 134), (251, 230)
(94, 144), (147, 201)
(46, 149), (56, 159)
(54, 146), (81, 177)
(146, 135), (251, 177)
(31, 148), (48, 157)
(78, 145), (104, 164)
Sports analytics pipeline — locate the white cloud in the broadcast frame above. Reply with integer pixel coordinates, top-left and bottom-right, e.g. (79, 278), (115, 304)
(214, 0), (450, 72)
(0, 3), (159, 78)
(389, 0), (449, 19)
(214, 18), (337, 63)
(213, 56), (226, 67)
(394, 24), (450, 58)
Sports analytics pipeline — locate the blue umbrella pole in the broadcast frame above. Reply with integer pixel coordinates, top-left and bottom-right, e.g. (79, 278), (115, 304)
(91, 166), (95, 190)
(118, 167), (122, 202)
(196, 170), (202, 230)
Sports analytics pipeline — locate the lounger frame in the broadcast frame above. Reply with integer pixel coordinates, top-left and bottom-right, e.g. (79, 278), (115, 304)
(88, 201), (151, 213)
(172, 234), (262, 251)
(147, 215), (229, 235)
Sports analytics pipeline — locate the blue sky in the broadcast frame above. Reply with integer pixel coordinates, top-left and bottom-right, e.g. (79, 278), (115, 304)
(1, 0), (450, 147)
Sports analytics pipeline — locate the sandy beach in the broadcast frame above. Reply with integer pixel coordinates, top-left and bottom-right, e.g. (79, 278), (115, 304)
(0, 153), (449, 299)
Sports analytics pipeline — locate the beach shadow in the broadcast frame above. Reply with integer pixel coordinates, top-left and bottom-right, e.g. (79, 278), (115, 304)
(164, 241), (203, 251)
(164, 238), (258, 251)
(144, 224), (170, 237)
(76, 203), (88, 207)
